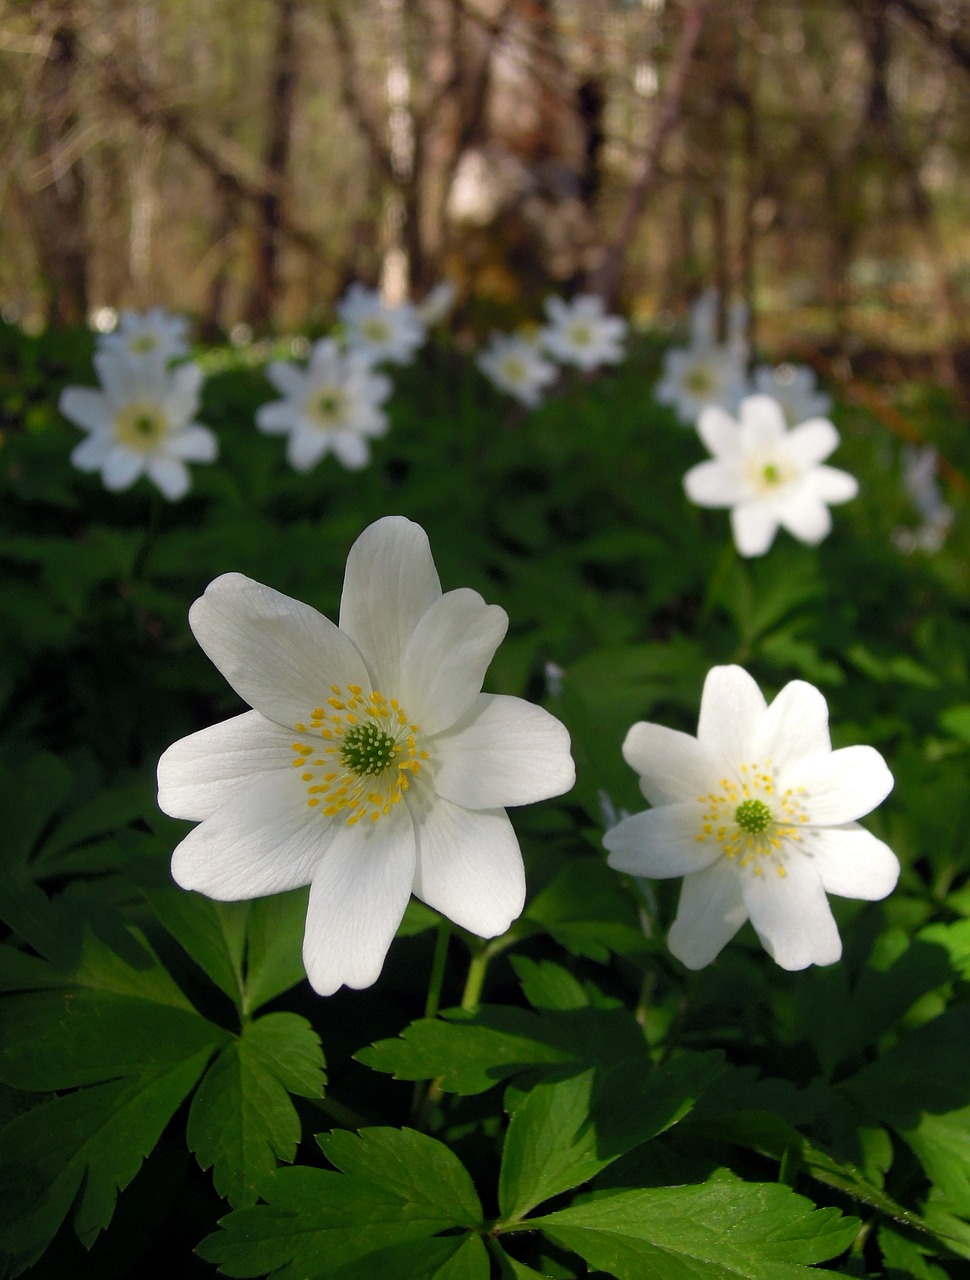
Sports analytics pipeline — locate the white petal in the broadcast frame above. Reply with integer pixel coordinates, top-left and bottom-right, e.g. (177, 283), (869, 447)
(170, 768), (327, 900)
(101, 447), (144, 491)
(752, 680), (831, 773)
(731, 501), (779, 556)
(776, 493), (832, 545)
(786, 745), (893, 824)
(70, 433), (111, 472)
(146, 455), (191, 500)
(338, 516), (442, 693)
(158, 710), (296, 821)
(743, 855), (841, 969)
(739, 395), (787, 447)
(604, 803), (720, 878)
(302, 809), (416, 995)
(782, 419), (839, 468)
(684, 460), (745, 508)
(331, 432), (371, 470)
(256, 400), (298, 434)
(188, 573), (370, 727)
(620, 722), (721, 806)
(267, 360), (307, 399)
(805, 465), (858, 505)
(809, 825), (900, 900)
(696, 406), (741, 459)
(399, 589), (508, 735)
(432, 693), (574, 809)
(667, 860), (748, 968)
(411, 794), (525, 937)
(168, 424), (218, 462)
(697, 666), (766, 762)
(60, 386), (109, 433)
(286, 430), (330, 473)
(166, 362), (204, 424)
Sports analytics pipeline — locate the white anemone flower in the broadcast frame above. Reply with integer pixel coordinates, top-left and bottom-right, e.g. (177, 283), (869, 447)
(752, 363), (832, 426)
(256, 338), (392, 472)
(157, 516), (575, 996)
(654, 343), (748, 426)
(684, 394), (858, 556)
(540, 294), (628, 371)
(415, 280), (457, 327)
(98, 307), (191, 362)
(59, 350), (216, 500)
(604, 665), (898, 971)
(337, 283), (426, 366)
(476, 333), (558, 408)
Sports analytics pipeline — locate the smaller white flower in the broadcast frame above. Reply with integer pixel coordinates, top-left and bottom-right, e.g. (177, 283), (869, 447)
(892, 444), (953, 554)
(256, 338), (392, 473)
(654, 343), (748, 426)
(684, 394), (858, 556)
(337, 283), (426, 365)
(540, 294), (628, 371)
(98, 307), (191, 363)
(689, 288), (749, 360)
(415, 280), (457, 327)
(752, 363), (832, 426)
(476, 333), (558, 408)
(604, 664), (898, 971)
(60, 350), (216, 500)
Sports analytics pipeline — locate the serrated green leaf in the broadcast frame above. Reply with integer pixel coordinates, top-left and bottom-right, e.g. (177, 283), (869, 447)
(527, 1179), (858, 1279)
(142, 880), (248, 1007)
(0, 1049), (213, 1272)
(243, 888), (310, 1012)
(187, 1013), (326, 1207)
(326, 1234), (488, 1279)
(523, 857), (649, 962)
(198, 1128), (484, 1279)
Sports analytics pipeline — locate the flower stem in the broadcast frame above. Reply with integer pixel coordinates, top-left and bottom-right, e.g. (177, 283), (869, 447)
(424, 917), (451, 1020)
(460, 942), (491, 1011)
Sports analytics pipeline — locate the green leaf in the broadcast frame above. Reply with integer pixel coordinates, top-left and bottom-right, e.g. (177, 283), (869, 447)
(187, 1013), (326, 1207)
(198, 1128), (484, 1279)
(142, 879), (248, 1007)
(327, 1235), (489, 1279)
(243, 888), (311, 1012)
(523, 858), (650, 962)
(527, 1178), (858, 1279)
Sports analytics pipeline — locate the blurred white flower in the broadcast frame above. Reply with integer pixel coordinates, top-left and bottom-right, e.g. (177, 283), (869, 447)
(256, 338), (392, 473)
(892, 444), (953, 554)
(158, 516), (575, 996)
(337, 283), (426, 365)
(684, 394), (858, 556)
(60, 350), (216, 500)
(604, 664), (898, 971)
(540, 293), (628, 371)
(655, 344), (748, 426)
(415, 280), (457, 327)
(752, 363), (832, 427)
(98, 307), (191, 362)
(689, 288), (749, 360)
(476, 333), (558, 408)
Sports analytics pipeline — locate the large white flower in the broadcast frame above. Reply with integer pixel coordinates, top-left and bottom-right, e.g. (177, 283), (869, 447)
(540, 294), (628, 371)
(476, 333), (558, 408)
(684, 394), (858, 556)
(98, 307), (190, 363)
(256, 338), (392, 472)
(337, 283), (426, 366)
(604, 665), (898, 971)
(59, 350), (216, 500)
(158, 517), (575, 996)
(752, 363), (832, 427)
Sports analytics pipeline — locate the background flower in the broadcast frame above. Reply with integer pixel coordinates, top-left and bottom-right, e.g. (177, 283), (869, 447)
(59, 349), (216, 499)
(98, 307), (191, 363)
(684, 393), (858, 555)
(604, 664), (898, 971)
(476, 332), (558, 407)
(540, 293), (628, 371)
(256, 338), (392, 472)
(752, 362), (833, 426)
(337, 283), (426, 365)
(158, 516), (575, 996)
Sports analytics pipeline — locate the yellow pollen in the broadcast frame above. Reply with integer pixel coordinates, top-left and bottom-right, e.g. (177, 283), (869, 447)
(693, 756), (809, 876)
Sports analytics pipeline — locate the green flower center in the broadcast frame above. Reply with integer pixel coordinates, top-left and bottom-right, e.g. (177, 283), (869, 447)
(501, 357), (526, 382)
(685, 367), (713, 393)
(116, 401), (167, 450)
(291, 685), (428, 825)
(340, 722), (398, 776)
(761, 463), (782, 485)
(568, 324), (592, 346)
(361, 318), (391, 343)
(129, 334), (159, 354)
(310, 387), (346, 427)
(734, 798), (773, 833)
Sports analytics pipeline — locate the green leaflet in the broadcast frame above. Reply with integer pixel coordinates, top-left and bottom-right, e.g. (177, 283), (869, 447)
(197, 1127), (485, 1279)
(187, 1012), (326, 1207)
(524, 1179), (859, 1280)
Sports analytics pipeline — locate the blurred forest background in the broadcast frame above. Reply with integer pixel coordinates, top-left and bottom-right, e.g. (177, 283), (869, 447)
(2, 0), (970, 383)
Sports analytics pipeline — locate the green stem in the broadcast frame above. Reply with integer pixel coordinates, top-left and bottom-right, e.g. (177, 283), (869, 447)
(309, 1093), (374, 1130)
(424, 917), (451, 1020)
(460, 943), (491, 1011)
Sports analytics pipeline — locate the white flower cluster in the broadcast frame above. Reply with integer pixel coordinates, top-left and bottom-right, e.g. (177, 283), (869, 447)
(476, 293), (628, 408)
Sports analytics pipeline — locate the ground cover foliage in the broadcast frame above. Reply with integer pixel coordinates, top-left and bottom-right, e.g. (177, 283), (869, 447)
(1, 318), (970, 1278)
